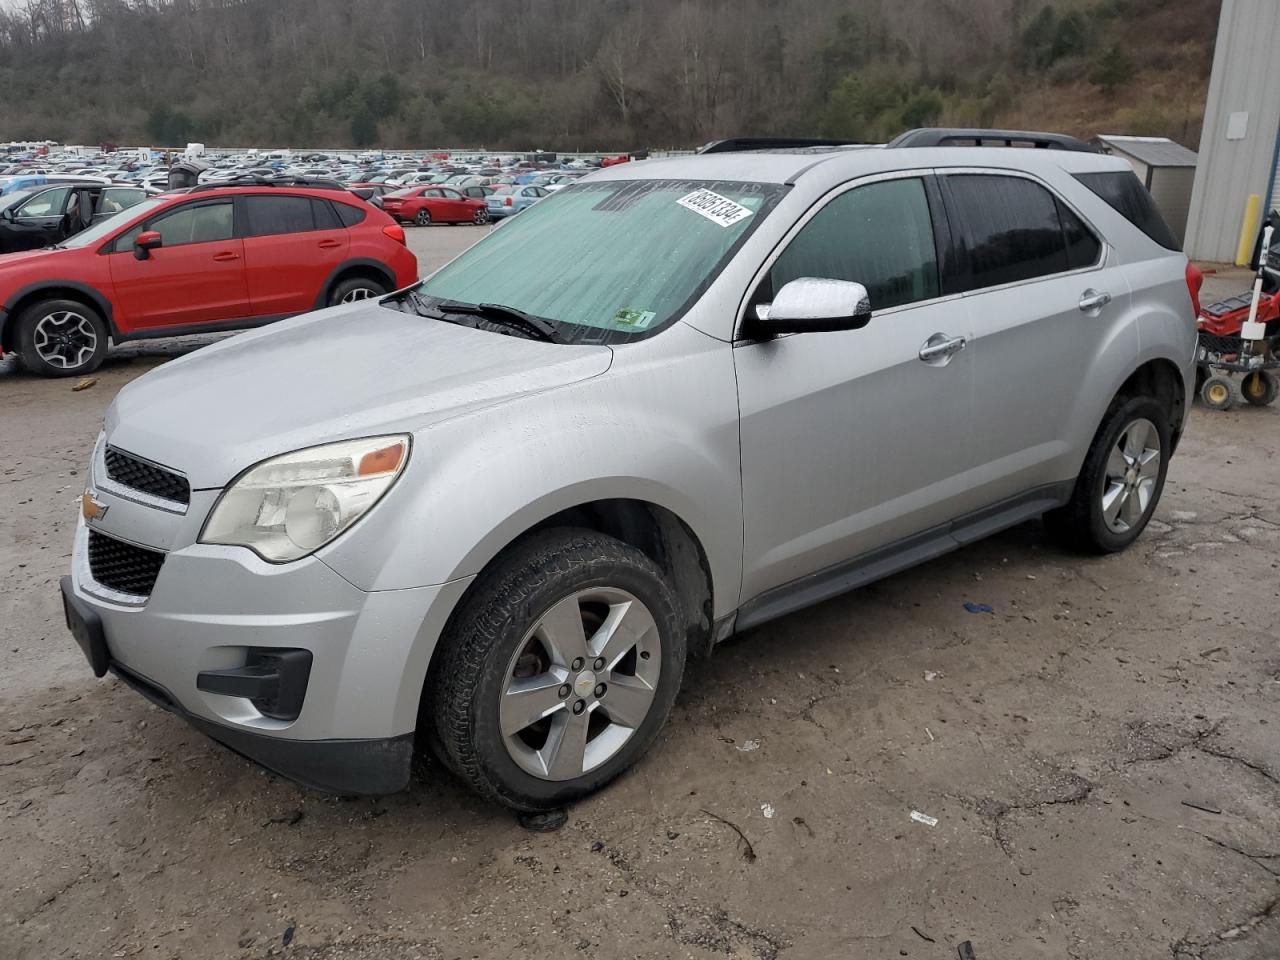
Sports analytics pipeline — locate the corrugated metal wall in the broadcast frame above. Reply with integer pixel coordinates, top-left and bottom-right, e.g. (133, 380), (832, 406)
(1184, 0), (1280, 262)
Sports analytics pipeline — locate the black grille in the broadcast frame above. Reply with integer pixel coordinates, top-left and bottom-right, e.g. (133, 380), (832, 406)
(104, 447), (190, 505)
(88, 531), (165, 597)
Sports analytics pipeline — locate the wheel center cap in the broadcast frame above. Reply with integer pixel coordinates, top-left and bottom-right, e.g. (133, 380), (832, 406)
(1125, 467), (1138, 485)
(574, 670), (597, 698)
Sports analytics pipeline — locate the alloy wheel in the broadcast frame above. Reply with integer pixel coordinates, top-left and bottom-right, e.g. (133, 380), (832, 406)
(499, 587), (661, 781)
(32, 310), (97, 370)
(1100, 417), (1161, 533)
(340, 287), (378, 303)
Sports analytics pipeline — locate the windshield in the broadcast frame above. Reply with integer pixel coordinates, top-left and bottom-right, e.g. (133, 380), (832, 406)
(61, 196), (166, 249)
(417, 178), (784, 344)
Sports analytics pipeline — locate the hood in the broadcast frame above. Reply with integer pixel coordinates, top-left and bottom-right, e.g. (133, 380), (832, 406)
(104, 302), (613, 489)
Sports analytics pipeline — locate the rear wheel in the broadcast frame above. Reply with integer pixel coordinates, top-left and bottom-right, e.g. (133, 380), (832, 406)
(1241, 370), (1277, 406)
(473, 208), (490, 225)
(415, 209), (431, 227)
(16, 299), (108, 378)
(429, 529), (686, 811)
(1200, 375), (1234, 411)
(328, 276), (388, 306)
(1045, 396), (1171, 553)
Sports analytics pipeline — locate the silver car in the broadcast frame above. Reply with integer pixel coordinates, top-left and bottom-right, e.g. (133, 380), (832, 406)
(61, 130), (1199, 811)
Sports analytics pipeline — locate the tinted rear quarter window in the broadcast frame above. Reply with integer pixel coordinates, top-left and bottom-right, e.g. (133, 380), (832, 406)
(944, 174), (1069, 289)
(1074, 171), (1181, 251)
(333, 201), (366, 227)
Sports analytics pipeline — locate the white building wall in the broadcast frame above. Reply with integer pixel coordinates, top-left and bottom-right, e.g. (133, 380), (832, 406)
(1185, 0), (1280, 262)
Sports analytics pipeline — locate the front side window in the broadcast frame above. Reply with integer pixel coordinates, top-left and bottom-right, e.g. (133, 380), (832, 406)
(116, 200), (234, 250)
(416, 178), (785, 343)
(768, 177), (940, 311)
(16, 186), (71, 217)
(944, 174), (1083, 290)
(244, 195), (315, 237)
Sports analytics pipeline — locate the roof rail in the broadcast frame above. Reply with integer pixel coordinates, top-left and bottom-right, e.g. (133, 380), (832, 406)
(187, 175), (348, 193)
(887, 128), (1099, 153)
(698, 137), (866, 154)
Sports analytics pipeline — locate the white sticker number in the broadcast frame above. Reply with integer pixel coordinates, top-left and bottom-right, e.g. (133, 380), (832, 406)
(677, 189), (753, 228)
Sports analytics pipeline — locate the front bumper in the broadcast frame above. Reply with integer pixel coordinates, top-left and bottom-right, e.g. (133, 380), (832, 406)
(66, 459), (472, 793)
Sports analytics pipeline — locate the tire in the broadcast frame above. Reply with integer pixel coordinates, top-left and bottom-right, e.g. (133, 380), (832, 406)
(473, 208), (490, 225)
(15, 298), (108, 378)
(1200, 375), (1234, 411)
(414, 209), (431, 226)
(1044, 395), (1172, 554)
(328, 276), (388, 306)
(1240, 370), (1277, 407)
(429, 528), (686, 811)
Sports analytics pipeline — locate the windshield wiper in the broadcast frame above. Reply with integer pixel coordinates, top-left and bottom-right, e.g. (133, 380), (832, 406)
(435, 299), (566, 344)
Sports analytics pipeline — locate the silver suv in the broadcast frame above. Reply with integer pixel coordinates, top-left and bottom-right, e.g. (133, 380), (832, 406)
(61, 130), (1201, 811)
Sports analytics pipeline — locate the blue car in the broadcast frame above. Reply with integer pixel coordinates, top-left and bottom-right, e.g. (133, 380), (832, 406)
(485, 184), (549, 219)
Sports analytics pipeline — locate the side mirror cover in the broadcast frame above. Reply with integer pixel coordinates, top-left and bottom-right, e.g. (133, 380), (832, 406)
(133, 229), (162, 260)
(751, 278), (873, 336)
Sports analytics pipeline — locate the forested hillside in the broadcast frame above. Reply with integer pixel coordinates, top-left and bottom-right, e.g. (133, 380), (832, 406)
(0, 0), (1220, 150)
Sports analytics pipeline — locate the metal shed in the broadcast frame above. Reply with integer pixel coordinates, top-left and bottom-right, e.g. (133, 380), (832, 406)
(1090, 135), (1198, 244)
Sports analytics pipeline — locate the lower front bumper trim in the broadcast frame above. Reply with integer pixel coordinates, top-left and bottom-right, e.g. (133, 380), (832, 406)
(110, 662), (414, 795)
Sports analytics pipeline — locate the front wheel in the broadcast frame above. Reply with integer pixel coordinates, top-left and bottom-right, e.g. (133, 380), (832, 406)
(429, 529), (686, 811)
(1200, 375), (1234, 411)
(16, 299), (109, 378)
(473, 208), (490, 225)
(1044, 396), (1171, 553)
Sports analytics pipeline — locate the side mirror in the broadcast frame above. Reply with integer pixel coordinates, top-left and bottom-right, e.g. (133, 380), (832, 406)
(750, 278), (872, 336)
(1, 208), (13, 222)
(133, 230), (162, 260)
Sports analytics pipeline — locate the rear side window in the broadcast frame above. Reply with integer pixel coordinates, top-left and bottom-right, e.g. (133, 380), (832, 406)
(1074, 171), (1181, 251)
(944, 175), (1070, 289)
(1059, 201), (1102, 269)
(769, 176), (940, 311)
(244, 195), (315, 237)
(332, 201), (366, 227)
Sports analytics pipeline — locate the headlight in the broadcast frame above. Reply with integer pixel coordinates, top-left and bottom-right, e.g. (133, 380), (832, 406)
(200, 436), (410, 562)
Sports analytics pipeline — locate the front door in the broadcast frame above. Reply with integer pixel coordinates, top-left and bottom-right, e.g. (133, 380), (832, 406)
(735, 173), (975, 607)
(5, 186), (73, 252)
(107, 197), (250, 330)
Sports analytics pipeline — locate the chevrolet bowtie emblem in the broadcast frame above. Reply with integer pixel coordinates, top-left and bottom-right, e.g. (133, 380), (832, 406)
(82, 490), (108, 523)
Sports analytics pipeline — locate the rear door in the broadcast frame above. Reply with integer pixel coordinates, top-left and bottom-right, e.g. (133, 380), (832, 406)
(240, 194), (348, 316)
(107, 197), (249, 330)
(937, 171), (1119, 509)
(735, 172), (976, 606)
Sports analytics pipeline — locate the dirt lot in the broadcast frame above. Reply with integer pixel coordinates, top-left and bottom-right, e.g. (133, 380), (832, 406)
(2, 242), (1278, 960)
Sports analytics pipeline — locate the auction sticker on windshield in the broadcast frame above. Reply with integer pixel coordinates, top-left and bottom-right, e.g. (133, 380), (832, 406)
(677, 189), (753, 228)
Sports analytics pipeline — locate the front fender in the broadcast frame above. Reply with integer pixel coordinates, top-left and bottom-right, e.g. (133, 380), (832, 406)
(318, 322), (745, 619)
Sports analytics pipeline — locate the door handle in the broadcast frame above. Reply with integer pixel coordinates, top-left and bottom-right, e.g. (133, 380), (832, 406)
(212, 251), (240, 262)
(919, 332), (967, 364)
(1079, 289), (1112, 312)
(317, 239), (341, 249)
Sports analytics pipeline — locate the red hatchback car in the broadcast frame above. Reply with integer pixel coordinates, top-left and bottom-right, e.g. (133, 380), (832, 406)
(382, 186), (489, 226)
(0, 180), (419, 377)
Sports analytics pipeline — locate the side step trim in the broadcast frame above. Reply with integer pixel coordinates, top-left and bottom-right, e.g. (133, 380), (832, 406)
(732, 481), (1074, 635)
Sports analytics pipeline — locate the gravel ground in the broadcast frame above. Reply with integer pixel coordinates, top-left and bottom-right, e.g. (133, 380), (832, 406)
(1, 245), (1278, 960)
